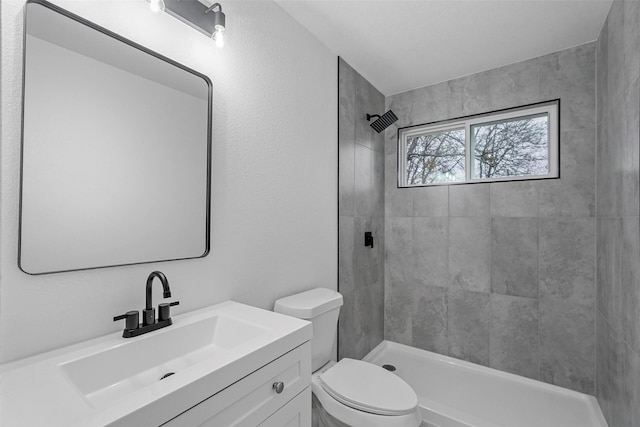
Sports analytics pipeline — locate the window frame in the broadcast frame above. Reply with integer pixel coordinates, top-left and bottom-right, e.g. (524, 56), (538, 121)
(397, 99), (560, 188)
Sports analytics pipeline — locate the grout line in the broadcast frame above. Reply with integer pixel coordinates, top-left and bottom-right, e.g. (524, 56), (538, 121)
(537, 196), (542, 382)
(488, 286), (492, 368)
(337, 57), (343, 359)
(488, 184), (493, 368)
(593, 42), (599, 396)
(536, 62), (542, 382)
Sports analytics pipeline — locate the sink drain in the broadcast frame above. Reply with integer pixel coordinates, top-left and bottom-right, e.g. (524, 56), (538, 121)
(160, 372), (175, 380)
(382, 364), (396, 372)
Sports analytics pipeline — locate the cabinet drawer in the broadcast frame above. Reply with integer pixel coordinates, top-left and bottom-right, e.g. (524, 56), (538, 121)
(258, 388), (311, 427)
(163, 342), (311, 427)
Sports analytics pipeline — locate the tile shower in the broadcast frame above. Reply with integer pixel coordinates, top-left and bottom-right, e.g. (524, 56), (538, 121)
(338, 1), (639, 425)
(338, 58), (386, 361)
(384, 43), (597, 394)
(595, 1), (640, 426)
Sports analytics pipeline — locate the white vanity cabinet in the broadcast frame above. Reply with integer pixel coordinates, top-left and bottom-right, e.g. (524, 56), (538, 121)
(258, 388), (311, 427)
(162, 342), (311, 427)
(0, 302), (312, 427)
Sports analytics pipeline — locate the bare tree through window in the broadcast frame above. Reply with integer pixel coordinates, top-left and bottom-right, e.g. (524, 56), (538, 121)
(472, 114), (549, 179)
(404, 113), (550, 186)
(406, 128), (465, 185)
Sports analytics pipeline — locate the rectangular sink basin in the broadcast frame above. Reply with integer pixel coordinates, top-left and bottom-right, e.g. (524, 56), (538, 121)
(61, 315), (269, 407)
(0, 301), (312, 427)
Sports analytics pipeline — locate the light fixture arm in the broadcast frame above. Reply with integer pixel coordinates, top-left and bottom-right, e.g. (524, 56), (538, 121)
(205, 3), (222, 14)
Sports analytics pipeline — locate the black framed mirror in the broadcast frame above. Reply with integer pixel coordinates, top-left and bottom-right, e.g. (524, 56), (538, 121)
(20, 0), (212, 275)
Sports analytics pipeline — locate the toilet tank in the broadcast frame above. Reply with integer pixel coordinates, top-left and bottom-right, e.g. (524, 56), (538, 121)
(274, 288), (343, 372)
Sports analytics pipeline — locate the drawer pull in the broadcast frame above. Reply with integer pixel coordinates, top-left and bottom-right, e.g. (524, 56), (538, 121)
(272, 381), (285, 394)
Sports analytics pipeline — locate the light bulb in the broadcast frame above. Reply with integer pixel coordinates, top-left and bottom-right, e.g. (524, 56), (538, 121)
(214, 26), (225, 48)
(148, 0), (165, 13)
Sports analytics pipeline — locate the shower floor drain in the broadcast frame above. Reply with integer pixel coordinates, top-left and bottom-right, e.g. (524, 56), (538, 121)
(382, 364), (396, 372)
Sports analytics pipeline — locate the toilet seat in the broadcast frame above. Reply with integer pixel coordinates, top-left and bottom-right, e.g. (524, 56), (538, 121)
(319, 358), (418, 416)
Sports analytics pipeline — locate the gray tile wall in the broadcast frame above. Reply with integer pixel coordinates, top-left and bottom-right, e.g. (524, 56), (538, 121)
(595, 1), (640, 426)
(338, 58), (385, 360)
(384, 43), (597, 393)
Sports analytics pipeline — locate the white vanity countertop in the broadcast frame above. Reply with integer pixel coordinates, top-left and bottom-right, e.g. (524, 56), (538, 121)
(0, 301), (312, 427)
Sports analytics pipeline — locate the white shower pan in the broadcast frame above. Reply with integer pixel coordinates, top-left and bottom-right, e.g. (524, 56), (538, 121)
(364, 341), (608, 427)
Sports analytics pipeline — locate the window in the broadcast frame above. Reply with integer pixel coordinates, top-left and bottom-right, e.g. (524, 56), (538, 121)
(398, 101), (559, 187)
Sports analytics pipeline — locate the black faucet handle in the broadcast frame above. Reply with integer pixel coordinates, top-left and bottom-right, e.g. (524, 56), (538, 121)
(114, 310), (139, 330)
(142, 308), (155, 326)
(158, 301), (180, 322)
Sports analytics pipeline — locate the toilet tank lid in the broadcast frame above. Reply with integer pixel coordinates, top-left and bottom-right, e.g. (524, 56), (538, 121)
(274, 288), (343, 319)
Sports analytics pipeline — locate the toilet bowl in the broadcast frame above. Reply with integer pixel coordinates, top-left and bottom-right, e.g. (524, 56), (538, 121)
(312, 359), (421, 427)
(274, 288), (421, 427)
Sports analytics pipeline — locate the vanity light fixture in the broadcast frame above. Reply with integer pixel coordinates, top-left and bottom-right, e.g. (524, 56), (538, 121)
(150, 0), (226, 48)
(207, 3), (225, 48)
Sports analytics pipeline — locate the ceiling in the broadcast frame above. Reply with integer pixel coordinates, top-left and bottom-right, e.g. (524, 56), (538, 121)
(275, 0), (613, 95)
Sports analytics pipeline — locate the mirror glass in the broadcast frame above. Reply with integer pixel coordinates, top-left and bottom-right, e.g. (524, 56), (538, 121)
(20, 1), (211, 274)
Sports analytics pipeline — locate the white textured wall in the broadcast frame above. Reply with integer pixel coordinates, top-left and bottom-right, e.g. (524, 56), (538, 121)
(0, 0), (337, 363)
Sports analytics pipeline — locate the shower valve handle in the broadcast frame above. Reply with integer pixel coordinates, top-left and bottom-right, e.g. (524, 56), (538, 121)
(365, 231), (374, 248)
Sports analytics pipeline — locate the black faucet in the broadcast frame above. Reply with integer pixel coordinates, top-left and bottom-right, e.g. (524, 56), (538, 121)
(114, 271), (180, 338)
(144, 271), (171, 326)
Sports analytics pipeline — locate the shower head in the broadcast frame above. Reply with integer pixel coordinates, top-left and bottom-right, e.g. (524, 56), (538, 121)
(367, 110), (398, 133)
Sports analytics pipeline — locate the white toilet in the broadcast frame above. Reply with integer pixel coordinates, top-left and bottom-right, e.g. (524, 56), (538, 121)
(274, 288), (421, 427)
